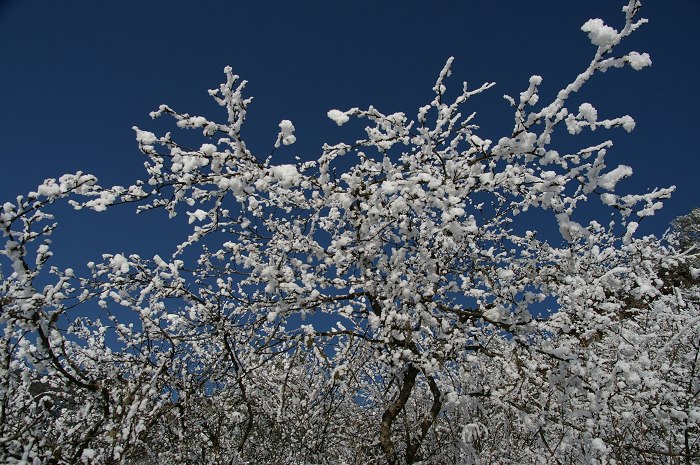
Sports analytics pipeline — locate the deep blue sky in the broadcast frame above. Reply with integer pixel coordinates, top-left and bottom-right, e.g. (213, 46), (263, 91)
(1, 0), (698, 265)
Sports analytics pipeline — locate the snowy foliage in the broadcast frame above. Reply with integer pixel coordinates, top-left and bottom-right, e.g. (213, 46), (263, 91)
(1, 2), (698, 464)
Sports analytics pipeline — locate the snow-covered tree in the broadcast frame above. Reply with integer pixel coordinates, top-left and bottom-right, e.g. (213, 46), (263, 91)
(671, 208), (700, 252)
(1, 1), (697, 464)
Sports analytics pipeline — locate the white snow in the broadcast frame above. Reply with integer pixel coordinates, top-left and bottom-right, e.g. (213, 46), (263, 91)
(270, 164), (301, 188)
(189, 209), (208, 223)
(581, 18), (619, 47)
(81, 449), (96, 462)
(578, 103), (598, 123)
(200, 143), (217, 156)
(276, 119), (296, 147)
(37, 180), (61, 198)
(327, 109), (350, 126)
(620, 115), (636, 132)
(627, 51), (652, 70)
(109, 254), (130, 274)
(598, 165), (633, 190)
(132, 127), (157, 145)
(591, 437), (607, 452)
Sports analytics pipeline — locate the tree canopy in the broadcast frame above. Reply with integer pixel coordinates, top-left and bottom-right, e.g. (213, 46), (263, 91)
(1, 1), (698, 464)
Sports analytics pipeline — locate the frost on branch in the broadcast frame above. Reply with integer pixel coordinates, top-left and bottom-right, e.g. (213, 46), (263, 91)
(275, 119), (296, 148)
(327, 109), (350, 126)
(581, 18), (621, 48)
(1, 2), (697, 464)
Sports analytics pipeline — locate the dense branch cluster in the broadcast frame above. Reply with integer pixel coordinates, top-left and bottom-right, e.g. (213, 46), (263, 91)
(1, 1), (698, 464)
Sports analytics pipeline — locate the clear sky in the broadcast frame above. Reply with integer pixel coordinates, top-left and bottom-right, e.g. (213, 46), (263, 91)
(1, 0), (698, 266)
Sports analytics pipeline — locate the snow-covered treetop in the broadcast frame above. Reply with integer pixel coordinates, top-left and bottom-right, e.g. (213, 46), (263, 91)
(1, 2), (697, 464)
